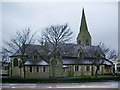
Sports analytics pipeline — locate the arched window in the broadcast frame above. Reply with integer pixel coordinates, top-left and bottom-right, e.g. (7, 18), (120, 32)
(75, 65), (79, 71)
(30, 66), (32, 72)
(34, 55), (38, 59)
(86, 65), (90, 71)
(86, 39), (89, 45)
(78, 48), (84, 59)
(13, 58), (18, 67)
(79, 52), (83, 58)
(36, 66), (39, 72)
(79, 40), (81, 44)
(43, 66), (46, 72)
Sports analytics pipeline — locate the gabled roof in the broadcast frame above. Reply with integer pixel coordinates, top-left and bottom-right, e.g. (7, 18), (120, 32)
(103, 60), (113, 65)
(62, 58), (92, 65)
(62, 58), (112, 65)
(57, 43), (105, 58)
(24, 59), (49, 66)
(11, 43), (105, 59)
(12, 44), (43, 56)
(24, 58), (112, 66)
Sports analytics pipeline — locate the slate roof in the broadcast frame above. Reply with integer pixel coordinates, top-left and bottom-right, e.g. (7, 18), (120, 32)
(24, 58), (112, 66)
(62, 59), (92, 65)
(13, 44), (43, 56)
(103, 60), (113, 65)
(58, 43), (105, 58)
(12, 43), (105, 58)
(24, 59), (49, 66)
(11, 43), (111, 66)
(62, 58), (112, 65)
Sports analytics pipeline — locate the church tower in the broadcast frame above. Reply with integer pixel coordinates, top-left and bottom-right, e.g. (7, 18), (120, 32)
(77, 8), (91, 46)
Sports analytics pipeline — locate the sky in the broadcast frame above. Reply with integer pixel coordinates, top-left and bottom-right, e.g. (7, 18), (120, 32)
(1, 1), (118, 51)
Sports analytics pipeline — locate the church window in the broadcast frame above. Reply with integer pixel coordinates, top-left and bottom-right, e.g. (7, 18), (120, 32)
(75, 65), (79, 71)
(79, 40), (81, 44)
(86, 65), (90, 71)
(39, 55), (41, 58)
(78, 48), (84, 59)
(117, 67), (120, 72)
(37, 66), (39, 72)
(86, 39), (89, 45)
(43, 66), (46, 72)
(34, 55), (38, 59)
(13, 58), (18, 67)
(79, 52), (83, 58)
(30, 66), (32, 72)
(86, 39), (88, 42)
(97, 66), (100, 70)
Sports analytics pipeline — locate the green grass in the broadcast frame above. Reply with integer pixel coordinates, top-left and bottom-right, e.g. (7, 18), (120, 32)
(67, 75), (112, 78)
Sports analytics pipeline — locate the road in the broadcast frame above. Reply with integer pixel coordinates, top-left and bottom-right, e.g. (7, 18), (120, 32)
(1, 81), (119, 89)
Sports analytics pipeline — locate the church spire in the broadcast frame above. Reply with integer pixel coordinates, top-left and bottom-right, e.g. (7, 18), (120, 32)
(77, 8), (91, 46)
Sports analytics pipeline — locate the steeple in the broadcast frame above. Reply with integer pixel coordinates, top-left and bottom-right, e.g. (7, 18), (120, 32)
(77, 8), (91, 46)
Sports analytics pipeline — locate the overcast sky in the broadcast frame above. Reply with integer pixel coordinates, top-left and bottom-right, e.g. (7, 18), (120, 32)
(1, 2), (118, 51)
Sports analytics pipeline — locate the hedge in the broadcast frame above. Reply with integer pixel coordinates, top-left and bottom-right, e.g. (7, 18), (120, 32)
(2, 76), (120, 83)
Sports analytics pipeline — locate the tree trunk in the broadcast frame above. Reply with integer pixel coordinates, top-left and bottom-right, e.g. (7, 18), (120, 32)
(91, 65), (94, 76)
(95, 66), (99, 77)
(20, 67), (21, 78)
(10, 63), (12, 77)
(23, 66), (26, 78)
(52, 65), (55, 78)
(95, 69), (98, 77)
(8, 64), (10, 76)
(21, 56), (26, 78)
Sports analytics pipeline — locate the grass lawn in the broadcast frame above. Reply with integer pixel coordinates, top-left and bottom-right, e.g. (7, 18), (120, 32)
(67, 75), (114, 78)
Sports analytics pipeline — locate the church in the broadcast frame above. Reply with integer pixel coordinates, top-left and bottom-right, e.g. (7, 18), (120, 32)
(9, 9), (113, 79)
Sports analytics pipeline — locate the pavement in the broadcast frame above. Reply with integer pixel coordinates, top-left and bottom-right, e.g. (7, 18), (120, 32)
(0, 81), (119, 89)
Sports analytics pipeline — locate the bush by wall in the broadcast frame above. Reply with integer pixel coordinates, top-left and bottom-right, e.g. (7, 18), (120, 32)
(2, 76), (120, 83)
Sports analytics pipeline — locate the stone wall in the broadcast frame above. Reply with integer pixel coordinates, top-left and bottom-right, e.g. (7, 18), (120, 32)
(9, 57), (22, 77)
(25, 66), (49, 79)
(63, 68), (69, 77)
(9, 67), (20, 77)
(63, 65), (105, 77)
(49, 57), (63, 78)
(9, 55), (112, 78)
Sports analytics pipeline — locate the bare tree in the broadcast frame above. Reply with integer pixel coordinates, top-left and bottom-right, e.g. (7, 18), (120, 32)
(88, 47), (105, 77)
(93, 42), (119, 76)
(2, 28), (36, 78)
(98, 42), (119, 60)
(1, 48), (9, 62)
(40, 23), (73, 78)
(38, 35), (45, 46)
(3, 28), (36, 60)
(40, 23), (73, 56)
(42, 24), (73, 48)
(98, 42), (110, 56)
(107, 49), (119, 60)
(0, 48), (10, 73)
